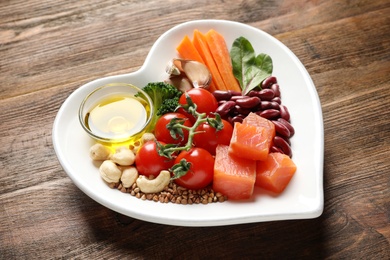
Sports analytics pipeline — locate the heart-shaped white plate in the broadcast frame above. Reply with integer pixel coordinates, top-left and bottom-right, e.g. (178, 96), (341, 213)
(53, 20), (324, 226)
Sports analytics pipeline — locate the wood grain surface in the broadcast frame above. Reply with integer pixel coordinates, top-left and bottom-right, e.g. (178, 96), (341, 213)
(1, 0), (389, 259)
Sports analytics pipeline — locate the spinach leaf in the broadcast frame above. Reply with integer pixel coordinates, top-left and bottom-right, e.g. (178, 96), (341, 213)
(230, 37), (273, 95)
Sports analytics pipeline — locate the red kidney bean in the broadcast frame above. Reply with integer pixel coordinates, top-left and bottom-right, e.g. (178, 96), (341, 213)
(272, 102), (280, 110)
(278, 134), (291, 145)
(213, 90), (232, 101)
(270, 146), (284, 154)
(272, 120), (291, 137)
(258, 89), (275, 101)
(216, 100), (235, 117)
(247, 90), (261, 99)
(235, 105), (251, 115)
(231, 115), (244, 124)
(260, 101), (279, 110)
(230, 110), (239, 117)
(230, 95), (248, 101)
(262, 76), (277, 89)
(235, 96), (261, 109)
(277, 118), (294, 136)
(247, 90), (260, 98)
(260, 101), (271, 109)
(257, 109), (280, 119)
(271, 97), (281, 104)
(218, 100), (227, 105)
(271, 84), (281, 97)
(270, 101), (280, 110)
(279, 105), (290, 121)
(230, 90), (242, 96)
(273, 136), (292, 157)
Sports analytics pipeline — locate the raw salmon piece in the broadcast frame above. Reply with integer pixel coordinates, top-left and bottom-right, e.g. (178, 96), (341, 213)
(213, 145), (256, 200)
(229, 122), (269, 161)
(256, 152), (297, 193)
(243, 112), (275, 149)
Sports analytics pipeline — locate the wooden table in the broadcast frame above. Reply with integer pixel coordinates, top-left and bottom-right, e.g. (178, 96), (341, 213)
(1, 0), (389, 258)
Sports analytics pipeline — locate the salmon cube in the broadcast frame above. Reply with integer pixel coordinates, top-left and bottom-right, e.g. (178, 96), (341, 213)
(256, 153), (297, 193)
(229, 122), (269, 161)
(213, 145), (256, 200)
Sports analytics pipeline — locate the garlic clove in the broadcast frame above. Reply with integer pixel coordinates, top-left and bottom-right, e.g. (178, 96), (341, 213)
(165, 59), (181, 76)
(166, 59), (212, 89)
(177, 59), (212, 89)
(165, 76), (193, 93)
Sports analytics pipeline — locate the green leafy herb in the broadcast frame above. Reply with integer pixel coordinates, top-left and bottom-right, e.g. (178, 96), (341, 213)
(230, 36), (273, 95)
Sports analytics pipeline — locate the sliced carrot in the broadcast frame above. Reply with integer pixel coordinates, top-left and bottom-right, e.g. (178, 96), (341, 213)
(192, 30), (227, 91)
(204, 29), (241, 92)
(213, 145), (256, 200)
(229, 122), (270, 161)
(176, 35), (204, 63)
(255, 153), (297, 193)
(242, 112), (275, 150)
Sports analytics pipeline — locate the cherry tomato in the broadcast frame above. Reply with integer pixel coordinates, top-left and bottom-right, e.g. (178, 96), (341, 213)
(155, 113), (192, 145)
(193, 119), (233, 155)
(178, 88), (218, 122)
(135, 141), (174, 177)
(173, 147), (215, 190)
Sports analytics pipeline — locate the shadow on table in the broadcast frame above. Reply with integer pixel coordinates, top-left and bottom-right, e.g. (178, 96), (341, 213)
(80, 199), (327, 259)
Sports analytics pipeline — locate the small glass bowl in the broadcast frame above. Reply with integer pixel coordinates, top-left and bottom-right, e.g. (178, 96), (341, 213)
(78, 83), (153, 146)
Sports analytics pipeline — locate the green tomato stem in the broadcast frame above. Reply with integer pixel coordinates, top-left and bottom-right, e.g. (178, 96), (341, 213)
(157, 92), (224, 161)
(158, 107), (222, 159)
(163, 111), (207, 154)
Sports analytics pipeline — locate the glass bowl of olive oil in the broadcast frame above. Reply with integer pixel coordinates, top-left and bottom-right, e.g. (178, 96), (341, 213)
(78, 83), (153, 146)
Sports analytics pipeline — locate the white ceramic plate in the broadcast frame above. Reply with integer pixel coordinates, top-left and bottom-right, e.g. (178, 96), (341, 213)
(53, 20), (324, 226)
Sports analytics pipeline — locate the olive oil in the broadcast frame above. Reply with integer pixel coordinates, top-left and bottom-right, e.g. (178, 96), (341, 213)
(85, 95), (150, 141)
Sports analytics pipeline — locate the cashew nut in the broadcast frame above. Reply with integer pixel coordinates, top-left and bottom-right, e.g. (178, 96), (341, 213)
(129, 133), (155, 154)
(89, 143), (112, 161)
(99, 160), (122, 183)
(136, 170), (171, 193)
(141, 132), (155, 143)
(110, 146), (135, 166)
(120, 166), (139, 188)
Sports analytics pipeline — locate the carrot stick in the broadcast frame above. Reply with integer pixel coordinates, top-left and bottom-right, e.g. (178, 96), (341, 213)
(176, 35), (217, 92)
(176, 35), (204, 63)
(192, 30), (227, 91)
(205, 29), (241, 92)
